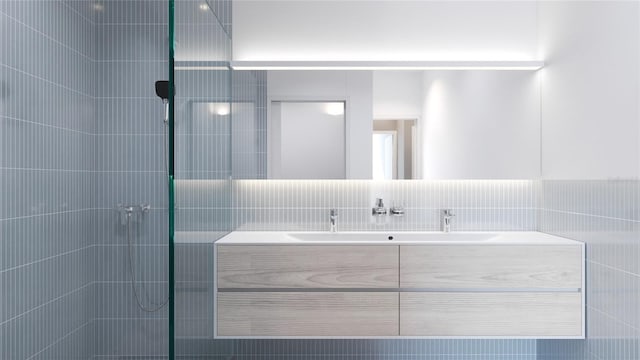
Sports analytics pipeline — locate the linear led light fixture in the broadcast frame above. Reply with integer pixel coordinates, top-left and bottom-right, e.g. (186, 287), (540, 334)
(230, 60), (545, 71)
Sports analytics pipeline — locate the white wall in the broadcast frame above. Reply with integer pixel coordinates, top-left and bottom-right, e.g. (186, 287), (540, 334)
(267, 71), (373, 179)
(272, 102), (346, 179)
(234, 1), (538, 61)
(538, 1), (640, 179)
(373, 71), (423, 120)
(421, 71), (541, 179)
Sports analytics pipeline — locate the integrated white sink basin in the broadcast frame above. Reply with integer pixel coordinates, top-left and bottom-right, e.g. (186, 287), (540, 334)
(215, 231), (580, 245)
(286, 232), (499, 242)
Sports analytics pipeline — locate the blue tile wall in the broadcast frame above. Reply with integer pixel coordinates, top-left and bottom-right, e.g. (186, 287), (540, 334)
(176, 338), (537, 360)
(93, 0), (170, 358)
(537, 180), (640, 360)
(173, 0), (235, 359)
(0, 0), (97, 359)
(232, 70), (267, 179)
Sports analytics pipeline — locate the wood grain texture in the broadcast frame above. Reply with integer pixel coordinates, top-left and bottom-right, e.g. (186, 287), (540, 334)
(400, 292), (582, 337)
(217, 245), (399, 288)
(400, 245), (582, 289)
(218, 292), (399, 336)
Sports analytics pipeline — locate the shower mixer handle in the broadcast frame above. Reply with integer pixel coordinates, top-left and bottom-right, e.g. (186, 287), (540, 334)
(117, 203), (152, 225)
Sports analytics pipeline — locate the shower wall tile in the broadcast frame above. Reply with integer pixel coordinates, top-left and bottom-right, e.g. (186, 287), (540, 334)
(96, 98), (166, 135)
(175, 69), (232, 180)
(0, 0), (97, 59)
(97, 25), (168, 61)
(1, 0), (97, 359)
(96, 61), (168, 98)
(94, 0), (167, 25)
(0, 68), (96, 133)
(232, 70), (267, 179)
(174, 242), (215, 339)
(175, 339), (537, 360)
(93, 0), (170, 357)
(94, 318), (168, 357)
(537, 180), (640, 360)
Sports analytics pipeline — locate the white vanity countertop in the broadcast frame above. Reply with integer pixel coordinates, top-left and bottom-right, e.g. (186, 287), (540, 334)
(175, 231), (229, 244)
(213, 231), (582, 246)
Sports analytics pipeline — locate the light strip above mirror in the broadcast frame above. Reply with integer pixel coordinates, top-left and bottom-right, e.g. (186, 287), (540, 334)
(230, 60), (545, 71)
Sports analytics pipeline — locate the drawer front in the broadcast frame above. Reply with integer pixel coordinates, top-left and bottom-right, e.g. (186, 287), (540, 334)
(218, 292), (399, 336)
(400, 245), (582, 289)
(217, 245), (399, 288)
(400, 292), (582, 337)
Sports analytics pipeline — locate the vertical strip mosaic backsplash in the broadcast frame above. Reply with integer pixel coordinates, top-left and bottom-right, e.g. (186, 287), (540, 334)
(537, 180), (640, 360)
(230, 180), (539, 231)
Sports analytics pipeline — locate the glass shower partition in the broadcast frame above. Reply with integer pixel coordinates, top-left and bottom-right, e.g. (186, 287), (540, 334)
(169, 0), (233, 358)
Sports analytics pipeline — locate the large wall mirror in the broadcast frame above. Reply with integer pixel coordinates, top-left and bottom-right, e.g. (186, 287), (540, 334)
(228, 69), (541, 180)
(269, 101), (346, 179)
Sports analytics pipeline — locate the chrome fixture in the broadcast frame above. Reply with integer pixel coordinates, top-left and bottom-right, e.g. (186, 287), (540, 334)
(372, 198), (387, 216)
(116, 203), (169, 312)
(155, 80), (169, 124)
(390, 206), (405, 216)
(441, 209), (455, 233)
(117, 203), (151, 225)
(329, 208), (338, 232)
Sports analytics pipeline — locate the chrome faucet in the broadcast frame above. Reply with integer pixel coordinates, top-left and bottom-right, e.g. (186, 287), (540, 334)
(441, 209), (455, 233)
(329, 208), (338, 232)
(372, 198), (387, 216)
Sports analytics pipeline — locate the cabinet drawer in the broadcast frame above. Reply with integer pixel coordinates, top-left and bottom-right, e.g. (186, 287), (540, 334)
(400, 292), (582, 337)
(400, 245), (582, 289)
(218, 292), (399, 336)
(217, 245), (399, 288)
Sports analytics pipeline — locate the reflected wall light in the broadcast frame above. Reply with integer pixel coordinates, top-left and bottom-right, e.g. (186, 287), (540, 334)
(208, 103), (230, 116)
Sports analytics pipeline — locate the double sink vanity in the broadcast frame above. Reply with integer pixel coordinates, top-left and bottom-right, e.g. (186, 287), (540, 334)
(214, 230), (585, 339)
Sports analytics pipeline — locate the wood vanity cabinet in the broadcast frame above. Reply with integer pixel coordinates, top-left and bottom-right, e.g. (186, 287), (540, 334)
(217, 245), (399, 288)
(216, 245), (400, 336)
(215, 243), (584, 338)
(218, 292), (398, 336)
(399, 245), (584, 337)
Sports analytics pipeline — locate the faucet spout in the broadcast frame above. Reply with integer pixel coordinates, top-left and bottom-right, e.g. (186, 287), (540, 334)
(441, 209), (455, 233)
(372, 198), (387, 216)
(329, 209), (338, 232)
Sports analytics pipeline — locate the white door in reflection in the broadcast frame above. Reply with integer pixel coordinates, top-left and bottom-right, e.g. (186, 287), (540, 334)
(372, 131), (397, 180)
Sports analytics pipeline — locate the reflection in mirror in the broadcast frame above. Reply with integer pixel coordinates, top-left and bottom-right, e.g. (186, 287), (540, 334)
(372, 120), (417, 180)
(177, 100), (231, 179)
(227, 69), (540, 180)
(269, 101), (346, 179)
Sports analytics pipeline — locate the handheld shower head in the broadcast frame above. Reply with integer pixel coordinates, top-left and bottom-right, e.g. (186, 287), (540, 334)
(155, 81), (169, 101)
(155, 80), (170, 124)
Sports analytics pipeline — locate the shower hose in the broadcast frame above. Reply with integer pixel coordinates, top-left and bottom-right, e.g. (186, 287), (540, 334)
(126, 209), (169, 312)
(125, 105), (171, 312)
